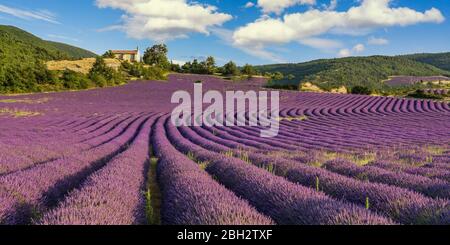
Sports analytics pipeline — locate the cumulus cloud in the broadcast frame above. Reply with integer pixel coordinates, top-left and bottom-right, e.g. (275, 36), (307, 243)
(96, 0), (232, 41)
(338, 43), (364, 57)
(257, 0), (316, 15)
(233, 0), (444, 60)
(368, 36), (389, 45)
(0, 4), (59, 24)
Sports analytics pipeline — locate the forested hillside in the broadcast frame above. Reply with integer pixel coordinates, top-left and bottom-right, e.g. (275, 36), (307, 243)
(256, 55), (450, 91)
(0, 25), (96, 59)
(0, 25), (113, 93)
(400, 52), (450, 72)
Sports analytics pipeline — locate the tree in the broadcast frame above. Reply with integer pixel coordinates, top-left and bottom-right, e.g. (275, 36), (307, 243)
(287, 74), (296, 80)
(272, 72), (284, 80)
(143, 44), (170, 69)
(205, 56), (216, 74)
(241, 64), (256, 77)
(170, 62), (182, 73)
(102, 50), (115, 59)
(222, 61), (240, 76)
(89, 56), (113, 80)
(181, 62), (192, 73)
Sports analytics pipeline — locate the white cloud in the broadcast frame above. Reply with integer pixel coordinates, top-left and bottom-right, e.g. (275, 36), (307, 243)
(233, 0), (444, 60)
(211, 27), (286, 63)
(368, 36), (389, 45)
(257, 0), (316, 15)
(244, 2), (255, 8)
(299, 37), (342, 50)
(0, 4), (59, 24)
(338, 48), (351, 57)
(96, 0), (232, 41)
(353, 43), (365, 53)
(337, 43), (364, 57)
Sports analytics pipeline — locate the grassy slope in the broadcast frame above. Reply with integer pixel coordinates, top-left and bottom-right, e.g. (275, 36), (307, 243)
(256, 55), (450, 90)
(400, 52), (450, 72)
(0, 25), (96, 59)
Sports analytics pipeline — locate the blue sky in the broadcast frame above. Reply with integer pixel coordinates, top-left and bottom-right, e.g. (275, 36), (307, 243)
(0, 0), (449, 65)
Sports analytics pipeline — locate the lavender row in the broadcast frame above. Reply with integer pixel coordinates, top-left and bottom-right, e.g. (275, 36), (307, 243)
(369, 162), (450, 183)
(37, 116), (156, 225)
(179, 125), (449, 224)
(152, 116), (273, 225)
(0, 113), (141, 176)
(323, 159), (450, 199)
(0, 114), (150, 224)
(165, 122), (394, 224)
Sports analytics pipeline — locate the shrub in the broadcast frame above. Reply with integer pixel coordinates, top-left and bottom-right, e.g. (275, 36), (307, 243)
(223, 61), (240, 76)
(102, 50), (115, 59)
(408, 90), (444, 100)
(351, 86), (372, 95)
(61, 70), (93, 89)
(90, 73), (108, 88)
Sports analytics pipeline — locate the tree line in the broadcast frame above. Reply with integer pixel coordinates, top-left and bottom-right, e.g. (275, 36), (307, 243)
(114, 44), (291, 79)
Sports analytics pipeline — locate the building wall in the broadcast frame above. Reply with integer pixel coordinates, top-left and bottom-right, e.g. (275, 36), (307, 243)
(114, 53), (137, 62)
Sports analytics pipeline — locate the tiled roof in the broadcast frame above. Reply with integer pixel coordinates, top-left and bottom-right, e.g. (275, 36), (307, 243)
(111, 50), (138, 55)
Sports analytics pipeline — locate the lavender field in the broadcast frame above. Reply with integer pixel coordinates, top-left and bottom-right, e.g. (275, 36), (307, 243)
(0, 74), (449, 225)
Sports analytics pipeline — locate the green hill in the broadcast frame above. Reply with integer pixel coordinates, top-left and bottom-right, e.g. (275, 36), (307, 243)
(0, 25), (96, 59)
(256, 55), (450, 91)
(400, 52), (450, 72)
(0, 25), (97, 93)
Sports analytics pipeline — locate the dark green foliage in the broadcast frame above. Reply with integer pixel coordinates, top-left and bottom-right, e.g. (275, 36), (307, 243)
(265, 83), (298, 90)
(195, 80), (202, 84)
(45, 41), (97, 59)
(89, 73), (108, 88)
(61, 70), (93, 89)
(120, 61), (166, 80)
(351, 86), (372, 95)
(0, 25), (99, 93)
(88, 57), (124, 86)
(143, 44), (171, 69)
(102, 50), (116, 58)
(222, 61), (240, 76)
(179, 56), (216, 75)
(401, 52), (450, 72)
(182, 59), (207, 74)
(256, 56), (450, 92)
(0, 25), (95, 59)
(170, 63), (182, 73)
(89, 57), (113, 78)
(407, 90), (445, 100)
(205, 56), (216, 74)
(241, 64), (256, 77)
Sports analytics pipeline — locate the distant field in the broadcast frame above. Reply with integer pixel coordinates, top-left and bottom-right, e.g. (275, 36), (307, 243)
(385, 76), (450, 86)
